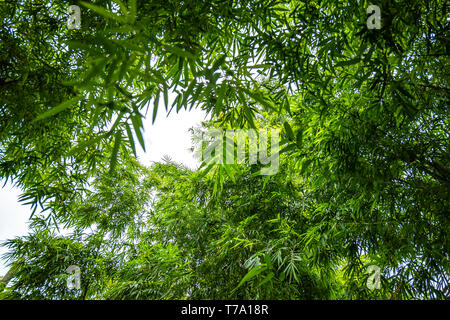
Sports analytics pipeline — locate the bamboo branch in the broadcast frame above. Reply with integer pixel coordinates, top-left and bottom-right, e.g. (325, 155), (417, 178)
(1, 267), (15, 285)
(391, 282), (402, 300)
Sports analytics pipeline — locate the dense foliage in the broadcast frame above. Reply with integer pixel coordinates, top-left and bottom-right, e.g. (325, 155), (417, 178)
(0, 0), (448, 299)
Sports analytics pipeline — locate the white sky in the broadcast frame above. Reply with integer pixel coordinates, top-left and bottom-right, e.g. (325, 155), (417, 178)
(0, 107), (208, 277)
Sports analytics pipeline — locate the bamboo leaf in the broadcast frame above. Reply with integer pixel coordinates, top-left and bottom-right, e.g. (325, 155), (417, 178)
(33, 96), (81, 122)
(130, 114), (146, 151)
(109, 130), (122, 174)
(258, 272), (274, 287)
(80, 1), (128, 23)
(233, 264), (267, 291)
(283, 121), (294, 140)
(153, 91), (160, 124)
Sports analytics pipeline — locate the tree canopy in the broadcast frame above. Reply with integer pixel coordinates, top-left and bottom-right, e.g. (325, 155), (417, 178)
(0, 0), (448, 300)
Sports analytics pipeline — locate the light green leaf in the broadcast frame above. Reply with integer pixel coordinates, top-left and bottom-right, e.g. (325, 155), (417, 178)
(33, 96), (81, 122)
(233, 264), (267, 292)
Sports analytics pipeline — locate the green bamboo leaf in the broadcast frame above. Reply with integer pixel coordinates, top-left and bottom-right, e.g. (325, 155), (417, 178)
(164, 45), (196, 61)
(279, 143), (297, 155)
(190, 82), (204, 110)
(129, 0), (137, 20)
(109, 131), (122, 174)
(211, 54), (226, 72)
(264, 254), (273, 269)
(68, 131), (110, 156)
(335, 57), (361, 67)
(243, 107), (256, 129)
(223, 164), (236, 183)
(233, 264), (267, 291)
(181, 79), (197, 109)
(198, 162), (216, 180)
(125, 122), (137, 157)
(130, 114), (146, 151)
(163, 85), (169, 111)
(296, 129), (303, 147)
(282, 98), (291, 114)
(215, 83), (227, 109)
(80, 1), (128, 23)
(283, 121), (294, 140)
(32, 96), (81, 122)
(153, 91), (160, 124)
(243, 88), (275, 111)
(258, 272), (274, 287)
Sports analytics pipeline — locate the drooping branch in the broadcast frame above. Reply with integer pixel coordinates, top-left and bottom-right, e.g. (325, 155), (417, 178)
(1, 267), (15, 285)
